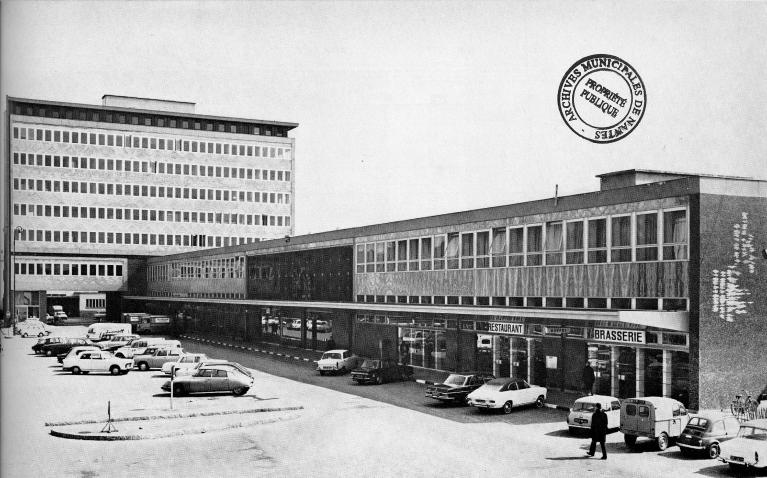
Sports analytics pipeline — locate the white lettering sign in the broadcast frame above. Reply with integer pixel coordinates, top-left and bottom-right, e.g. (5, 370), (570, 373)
(487, 322), (525, 335)
(589, 328), (645, 344)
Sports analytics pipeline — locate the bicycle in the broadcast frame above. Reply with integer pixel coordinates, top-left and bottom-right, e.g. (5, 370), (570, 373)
(730, 390), (758, 421)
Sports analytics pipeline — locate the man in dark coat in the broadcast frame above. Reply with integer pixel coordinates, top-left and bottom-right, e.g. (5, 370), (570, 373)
(582, 361), (595, 395)
(587, 402), (608, 459)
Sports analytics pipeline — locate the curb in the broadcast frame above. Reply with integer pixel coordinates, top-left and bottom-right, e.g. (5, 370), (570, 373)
(180, 335), (320, 365)
(50, 413), (300, 441)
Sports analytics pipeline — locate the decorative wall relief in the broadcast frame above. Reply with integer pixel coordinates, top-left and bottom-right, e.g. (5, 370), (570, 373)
(712, 212), (756, 322)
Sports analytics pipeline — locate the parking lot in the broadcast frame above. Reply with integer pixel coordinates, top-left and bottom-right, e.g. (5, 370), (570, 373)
(0, 325), (756, 478)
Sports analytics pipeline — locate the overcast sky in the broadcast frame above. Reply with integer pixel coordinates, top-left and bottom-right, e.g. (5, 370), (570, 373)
(2, 0), (766, 235)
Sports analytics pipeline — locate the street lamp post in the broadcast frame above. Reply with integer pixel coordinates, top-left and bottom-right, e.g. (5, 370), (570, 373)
(11, 226), (25, 328)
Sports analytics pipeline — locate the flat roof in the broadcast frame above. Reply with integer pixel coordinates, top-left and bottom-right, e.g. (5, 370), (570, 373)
(7, 96), (298, 130)
(596, 168), (761, 181)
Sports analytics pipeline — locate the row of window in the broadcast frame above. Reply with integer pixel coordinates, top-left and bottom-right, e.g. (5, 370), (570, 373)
(356, 209), (688, 272)
(148, 257), (245, 282)
(84, 299), (106, 309)
(15, 229), (279, 247)
(13, 178), (291, 204)
(14, 262), (123, 277)
(354, 295), (687, 311)
(147, 291), (246, 299)
(13, 203), (291, 226)
(13, 152), (292, 182)
(13, 123), (290, 154)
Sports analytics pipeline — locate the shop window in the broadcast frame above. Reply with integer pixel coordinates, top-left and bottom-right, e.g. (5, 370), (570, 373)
(386, 241), (396, 272)
(636, 212), (658, 261)
(545, 221), (564, 265)
(610, 216), (632, 262)
(433, 235), (445, 270)
(447, 296), (459, 305)
(566, 220), (584, 264)
(527, 297), (542, 307)
(566, 297), (584, 308)
(421, 296), (432, 304)
(409, 238), (420, 271)
(508, 297), (524, 307)
(663, 210), (688, 260)
(545, 297), (563, 307)
(492, 297), (506, 306)
(588, 298), (608, 308)
(636, 298), (658, 310)
(461, 232), (475, 269)
(508, 227), (524, 266)
(420, 237), (432, 270)
(611, 298), (631, 309)
(446, 233), (460, 269)
(526, 225), (543, 266)
(662, 298), (687, 311)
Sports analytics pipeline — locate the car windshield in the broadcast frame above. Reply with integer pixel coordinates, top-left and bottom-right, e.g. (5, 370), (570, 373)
(321, 353), (342, 360)
(361, 359), (380, 368)
(573, 402), (598, 412)
(481, 379), (508, 391)
(739, 426), (767, 440)
(444, 374), (468, 386)
(686, 417), (709, 428)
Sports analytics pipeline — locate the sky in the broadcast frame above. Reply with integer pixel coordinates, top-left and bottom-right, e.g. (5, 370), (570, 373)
(2, 0), (766, 236)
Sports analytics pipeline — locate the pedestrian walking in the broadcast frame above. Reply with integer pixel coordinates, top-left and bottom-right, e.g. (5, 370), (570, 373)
(582, 361), (595, 396)
(587, 403), (608, 459)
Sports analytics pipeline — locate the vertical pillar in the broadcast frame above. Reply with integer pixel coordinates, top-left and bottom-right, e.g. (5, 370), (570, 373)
(509, 337), (515, 377)
(527, 338), (534, 385)
(610, 346), (619, 398)
(662, 349), (673, 398)
(635, 348), (645, 397)
(492, 335), (499, 378)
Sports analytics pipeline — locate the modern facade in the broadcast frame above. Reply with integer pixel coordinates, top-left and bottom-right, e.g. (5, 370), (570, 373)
(124, 169), (764, 410)
(3, 95), (297, 322)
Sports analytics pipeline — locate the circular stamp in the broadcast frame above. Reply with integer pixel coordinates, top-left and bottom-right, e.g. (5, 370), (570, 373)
(557, 54), (646, 143)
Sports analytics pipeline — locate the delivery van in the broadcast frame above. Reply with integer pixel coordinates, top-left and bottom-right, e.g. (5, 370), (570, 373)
(620, 396), (689, 451)
(86, 323), (132, 341)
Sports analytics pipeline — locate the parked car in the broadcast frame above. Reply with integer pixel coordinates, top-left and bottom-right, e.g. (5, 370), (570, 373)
(313, 320), (332, 332)
(133, 347), (185, 371)
(351, 359), (413, 385)
(718, 419), (767, 472)
(114, 338), (180, 358)
(161, 363), (254, 396)
(677, 415), (741, 458)
(98, 334), (141, 351)
(161, 353), (211, 375)
(15, 320), (50, 338)
(58, 345), (101, 364)
(175, 360), (254, 379)
(287, 319), (302, 330)
(32, 336), (64, 354)
(62, 350), (134, 375)
(620, 396), (689, 451)
(425, 372), (495, 404)
(54, 311), (68, 322)
(467, 378), (547, 414)
(39, 338), (93, 357)
(316, 349), (360, 375)
(566, 395), (621, 433)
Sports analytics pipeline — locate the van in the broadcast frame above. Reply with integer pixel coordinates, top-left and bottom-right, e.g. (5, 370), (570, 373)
(86, 323), (132, 341)
(620, 396), (689, 450)
(114, 338), (181, 358)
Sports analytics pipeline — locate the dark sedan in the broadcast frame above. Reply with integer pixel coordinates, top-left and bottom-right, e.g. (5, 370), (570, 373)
(32, 336), (64, 354)
(425, 372), (495, 404)
(39, 338), (93, 357)
(351, 359), (413, 385)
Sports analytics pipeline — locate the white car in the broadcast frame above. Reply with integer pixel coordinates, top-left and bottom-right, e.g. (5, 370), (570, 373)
(161, 353), (211, 375)
(467, 378), (547, 414)
(312, 320), (332, 333)
(718, 419), (767, 472)
(566, 395), (621, 433)
(62, 350), (135, 375)
(98, 334), (141, 351)
(316, 349), (360, 375)
(15, 320), (50, 338)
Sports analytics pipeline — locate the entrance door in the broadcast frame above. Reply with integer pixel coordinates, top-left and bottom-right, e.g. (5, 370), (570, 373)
(532, 339), (547, 386)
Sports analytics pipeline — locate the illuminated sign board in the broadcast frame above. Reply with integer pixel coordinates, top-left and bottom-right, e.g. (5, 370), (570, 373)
(488, 322), (525, 335)
(589, 328), (645, 344)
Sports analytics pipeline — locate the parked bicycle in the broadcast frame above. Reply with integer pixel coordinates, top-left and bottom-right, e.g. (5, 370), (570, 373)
(730, 390), (758, 421)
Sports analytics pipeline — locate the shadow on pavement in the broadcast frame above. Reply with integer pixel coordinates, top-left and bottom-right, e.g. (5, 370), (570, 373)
(545, 455), (594, 461)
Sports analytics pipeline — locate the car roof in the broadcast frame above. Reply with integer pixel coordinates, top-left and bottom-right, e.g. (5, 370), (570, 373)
(324, 349), (349, 354)
(574, 395), (619, 403)
(624, 396), (683, 407)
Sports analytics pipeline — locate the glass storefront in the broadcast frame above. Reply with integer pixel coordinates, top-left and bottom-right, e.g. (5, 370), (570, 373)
(671, 350), (690, 406)
(644, 348), (664, 397)
(617, 347), (636, 398)
(398, 328), (447, 370)
(589, 344), (613, 396)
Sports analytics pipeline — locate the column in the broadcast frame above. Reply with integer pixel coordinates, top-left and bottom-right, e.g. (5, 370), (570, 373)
(610, 346), (619, 397)
(527, 338), (534, 385)
(492, 335), (499, 377)
(662, 349), (673, 398)
(509, 337), (515, 377)
(635, 348), (645, 397)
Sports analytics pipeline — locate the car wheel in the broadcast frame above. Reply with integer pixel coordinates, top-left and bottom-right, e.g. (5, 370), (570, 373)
(502, 401), (513, 414)
(173, 383), (184, 396)
(656, 432), (669, 451)
(110, 365), (120, 376)
(624, 434), (637, 447)
(232, 387), (248, 396)
(535, 395), (545, 408)
(340, 367), (347, 374)
(72, 366), (81, 375)
(45, 349), (52, 357)
(138, 362), (149, 371)
(375, 375), (383, 385)
(22, 333), (28, 338)
(38, 332), (45, 337)
(707, 443), (720, 459)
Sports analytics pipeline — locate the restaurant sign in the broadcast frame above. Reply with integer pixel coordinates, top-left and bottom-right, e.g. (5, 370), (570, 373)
(488, 322), (525, 335)
(589, 328), (646, 344)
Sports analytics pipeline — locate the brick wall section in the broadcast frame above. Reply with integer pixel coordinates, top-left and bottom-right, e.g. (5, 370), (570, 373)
(696, 193), (767, 409)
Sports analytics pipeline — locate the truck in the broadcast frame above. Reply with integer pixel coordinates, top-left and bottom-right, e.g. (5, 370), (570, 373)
(85, 322), (132, 341)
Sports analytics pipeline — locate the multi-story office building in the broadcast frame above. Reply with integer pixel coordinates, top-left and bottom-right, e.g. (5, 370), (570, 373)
(126, 169), (766, 410)
(4, 95), (297, 321)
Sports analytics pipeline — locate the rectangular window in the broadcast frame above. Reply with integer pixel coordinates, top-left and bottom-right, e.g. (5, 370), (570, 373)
(587, 218), (607, 263)
(375, 242), (385, 272)
(663, 210), (688, 260)
(420, 237), (432, 270)
(508, 227), (524, 266)
(396, 240), (407, 271)
(565, 220), (584, 264)
(610, 216), (632, 262)
(636, 212), (658, 261)
(526, 225), (543, 266)
(356, 245), (365, 273)
(491, 227), (507, 267)
(431, 235), (445, 270)
(545, 221), (563, 265)
(446, 232), (460, 269)
(408, 238), (419, 271)
(475, 231), (490, 268)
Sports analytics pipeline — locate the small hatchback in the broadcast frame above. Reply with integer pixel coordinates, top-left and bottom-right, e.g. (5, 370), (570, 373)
(567, 395), (621, 433)
(677, 415), (741, 458)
